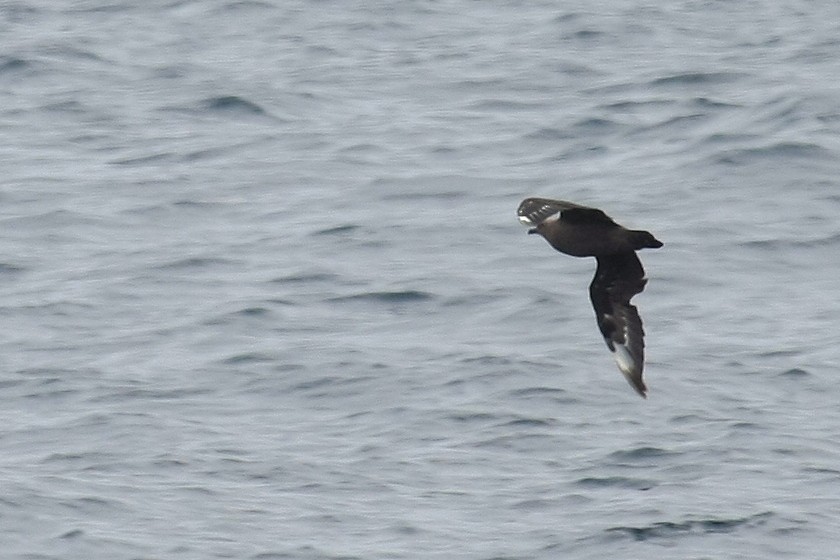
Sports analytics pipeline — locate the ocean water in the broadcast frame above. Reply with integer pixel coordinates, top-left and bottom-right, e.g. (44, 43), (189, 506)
(2, 1), (840, 558)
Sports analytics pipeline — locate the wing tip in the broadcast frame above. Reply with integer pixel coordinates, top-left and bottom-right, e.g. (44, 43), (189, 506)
(517, 198), (564, 227)
(632, 379), (648, 399)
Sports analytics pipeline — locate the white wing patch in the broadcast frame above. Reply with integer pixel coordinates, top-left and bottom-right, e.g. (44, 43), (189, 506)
(518, 201), (563, 226)
(611, 342), (636, 376)
(543, 210), (562, 223)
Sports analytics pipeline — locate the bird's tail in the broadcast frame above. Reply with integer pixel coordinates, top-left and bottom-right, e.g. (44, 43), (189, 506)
(630, 230), (663, 250)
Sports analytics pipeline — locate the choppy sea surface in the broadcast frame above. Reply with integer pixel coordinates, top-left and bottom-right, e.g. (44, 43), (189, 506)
(3, 1), (840, 558)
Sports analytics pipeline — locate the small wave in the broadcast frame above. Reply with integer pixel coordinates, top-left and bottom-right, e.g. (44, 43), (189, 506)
(502, 416), (553, 428)
(740, 232), (840, 250)
(607, 446), (674, 462)
(601, 99), (674, 111)
(512, 497), (553, 511)
(290, 375), (341, 392)
(379, 190), (466, 201)
(59, 529), (85, 540)
(313, 224), (360, 236)
(368, 174), (482, 200)
(779, 368), (809, 378)
(171, 199), (227, 209)
(207, 0), (274, 13)
(238, 306), (273, 317)
(816, 112), (840, 124)
(204, 305), (280, 327)
(447, 412), (497, 423)
(221, 352), (275, 365)
(574, 117), (617, 128)
(460, 355), (514, 366)
(607, 511), (773, 541)
(152, 256), (237, 270)
(729, 421), (762, 430)
(668, 413), (712, 424)
(524, 127), (572, 141)
(572, 117), (623, 135)
(111, 152), (175, 166)
(42, 100), (88, 115)
(91, 387), (213, 403)
(337, 142), (381, 154)
(650, 71), (746, 87)
(44, 452), (102, 463)
(453, 77), (507, 90)
(691, 96), (741, 109)
(715, 141), (831, 165)
(329, 290), (434, 304)
(2, 208), (101, 229)
(702, 132), (759, 144)
(0, 262), (24, 275)
(203, 95), (268, 116)
(739, 238), (783, 250)
(572, 29), (604, 39)
(575, 476), (654, 490)
(554, 12), (584, 23)
(802, 466), (840, 476)
(509, 386), (567, 398)
(0, 56), (30, 74)
(632, 113), (706, 134)
(271, 272), (338, 284)
(467, 98), (545, 111)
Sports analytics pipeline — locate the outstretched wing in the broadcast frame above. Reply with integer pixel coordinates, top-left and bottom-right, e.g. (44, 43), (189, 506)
(589, 252), (649, 397)
(518, 198), (617, 227)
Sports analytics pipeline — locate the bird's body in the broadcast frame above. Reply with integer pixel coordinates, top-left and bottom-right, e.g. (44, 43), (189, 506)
(517, 198), (662, 397)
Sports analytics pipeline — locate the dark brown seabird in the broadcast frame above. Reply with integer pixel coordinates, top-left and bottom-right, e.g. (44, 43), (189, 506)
(517, 198), (663, 398)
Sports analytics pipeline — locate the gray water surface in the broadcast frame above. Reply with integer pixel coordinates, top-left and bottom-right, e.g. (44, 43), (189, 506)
(2, 1), (840, 558)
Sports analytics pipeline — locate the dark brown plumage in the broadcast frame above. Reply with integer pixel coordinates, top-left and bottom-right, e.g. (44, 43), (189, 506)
(517, 198), (662, 397)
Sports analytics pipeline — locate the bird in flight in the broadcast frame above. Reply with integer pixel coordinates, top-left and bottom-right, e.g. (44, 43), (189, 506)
(517, 198), (662, 397)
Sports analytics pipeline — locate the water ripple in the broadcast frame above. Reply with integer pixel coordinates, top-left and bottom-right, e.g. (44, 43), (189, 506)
(607, 511), (774, 541)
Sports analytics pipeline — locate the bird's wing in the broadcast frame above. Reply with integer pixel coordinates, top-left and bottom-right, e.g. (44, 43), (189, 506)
(518, 198), (618, 227)
(559, 207), (619, 227)
(517, 198), (586, 225)
(589, 252), (649, 397)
